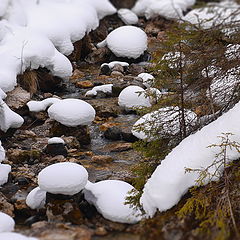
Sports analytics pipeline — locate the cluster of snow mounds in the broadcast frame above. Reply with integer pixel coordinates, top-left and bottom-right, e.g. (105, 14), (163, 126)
(98, 26), (148, 59)
(84, 180), (143, 224)
(132, 107), (197, 140)
(132, 0), (196, 20)
(140, 101), (240, 216)
(0, 0), (116, 93)
(27, 98), (96, 127)
(118, 86), (151, 111)
(0, 141), (11, 186)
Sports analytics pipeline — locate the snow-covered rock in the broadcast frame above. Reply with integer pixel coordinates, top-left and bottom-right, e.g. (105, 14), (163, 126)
(38, 162), (88, 195)
(132, 106), (197, 140)
(118, 86), (151, 111)
(27, 98), (61, 112)
(0, 98), (24, 132)
(138, 73), (154, 88)
(0, 141), (5, 163)
(101, 61), (129, 69)
(98, 26), (148, 59)
(84, 180), (143, 224)
(26, 187), (46, 210)
(0, 232), (38, 240)
(47, 99), (96, 127)
(140, 101), (240, 216)
(0, 164), (11, 186)
(0, 212), (15, 233)
(132, 0), (196, 20)
(85, 84), (113, 97)
(118, 8), (138, 25)
(48, 137), (65, 145)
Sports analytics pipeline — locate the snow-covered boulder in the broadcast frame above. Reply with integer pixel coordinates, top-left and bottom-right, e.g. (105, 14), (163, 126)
(0, 164), (11, 186)
(118, 86), (151, 111)
(85, 84), (113, 97)
(27, 98), (61, 112)
(98, 26), (148, 59)
(132, 0), (196, 20)
(84, 180), (143, 224)
(38, 162), (88, 195)
(48, 137), (65, 145)
(0, 212), (15, 233)
(118, 8), (138, 25)
(132, 106), (197, 140)
(101, 61), (129, 69)
(47, 99), (96, 127)
(0, 141), (5, 163)
(140, 101), (240, 216)
(0, 232), (38, 240)
(26, 187), (46, 210)
(138, 73), (154, 88)
(0, 98), (24, 132)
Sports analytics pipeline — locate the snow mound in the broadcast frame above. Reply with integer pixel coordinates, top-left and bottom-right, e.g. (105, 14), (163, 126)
(85, 84), (113, 97)
(0, 98), (24, 132)
(48, 137), (65, 145)
(48, 99), (96, 127)
(0, 164), (11, 186)
(140, 101), (240, 216)
(38, 162), (88, 195)
(101, 61), (129, 69)
(0, 232), (38, 240)
(132, 106), (197, 140)
(132, 0), (196, 20)
(0, 141), (5, 163)
(138, 73), (154, 88)
(118, 86), (151, 111)
(118, 8), (138, 25)
(0, 212), (15, 233)
(84, 180), (143, 224)
(27, 98), (61, 112)
(26, 187), (46, 210)
(100, 26), (148, 59)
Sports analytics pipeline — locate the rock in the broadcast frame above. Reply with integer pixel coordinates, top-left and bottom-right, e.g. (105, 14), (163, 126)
(5, 86), (30, 113)
(121, 130), (138, 142)
(127, 64), (145, 75)
(62, 137), (80, 150)
(70, 69), (85, 81)
(50, 122), (91, 145)
(110, 0), (136, 9)
(91, 155), (114, 164)
(85, 47), (110, 64)
(45, 143), (68, 157)
(0, 193), (14, 217)
(104, 143), (133, 152)
(111, 71), (124, 77)
(112, 83), (129, 97)
(7, 149), (42, 164)
(104, 126), (121, 140)
(75, 81), (94, 89)
(112, 64), (124, 73)
(100, 64), (111, 76)
(94, 227), (108, 236)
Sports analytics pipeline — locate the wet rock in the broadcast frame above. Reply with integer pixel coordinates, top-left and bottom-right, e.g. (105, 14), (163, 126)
(50, 122), (91, 146)
(7, 148), (42, 164)
(15, 176), (29, 186)
(45, 143), (68, 157)
(127, 64), (145, 75)
(111, 70), (124, 77)
(104, 126), (121, 140)
(5, 86), (31, 114)
(103, 143), (133, 152)
(75, 80), (94, 89)
(70, 69), (85, 82)
(91, 155), (114, 164)
(112, 83), (129, 97)
(121, 130), (138, 143)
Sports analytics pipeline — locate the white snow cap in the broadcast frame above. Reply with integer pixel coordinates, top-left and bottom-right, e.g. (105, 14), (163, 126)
(48, 137), (65, 145)
(0, 141), (5, 163)
(38, 162), (88, 195)
(138, 73), (155, 88)
(141, 101), (240, 217)
(101, 61), (129, 69)
(132, 106), (197, 140)
(0, 164), (11, 186)
(48, 99), (96, 127)
(26, 187), (47, 210)
(0, 212), (15, 233)
(84, 180), (143, 224)
(27, 98), (61, 112)
(0, 98), (24, 132)
(132, 0), (196, 20)
(118, 86), (151, 111)
(85, 84), (113, 97)
(118, 8), (139, 25)
(99, 26), (148, 59)
(0, 232), (38, 240)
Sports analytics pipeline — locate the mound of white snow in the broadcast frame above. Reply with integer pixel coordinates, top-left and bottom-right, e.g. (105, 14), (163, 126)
(84, 180), (143, 224)
(0, 141), (5, 163)
(0, 212), (15, 233)
(26, 187), (46, 210)
(0, 232), (38, 240)
(38, 162), (88, 195)
(47, 99), (96, 127)
(85, 84), (113, 97)
(138, 73), (154, 88)
(118, 86), (151, 111)
(118, 8), (138, 25)
(0, 164), (11, 186)
(140, 101), (240, 216)
(27, 98), (61, 112)
(48, 137), (65, 145)
(98, 26), (148, 59)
